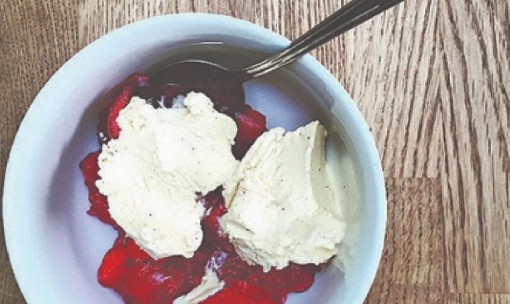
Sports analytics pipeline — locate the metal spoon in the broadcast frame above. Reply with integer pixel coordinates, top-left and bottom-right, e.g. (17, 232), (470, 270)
(150, 0), (404, 113)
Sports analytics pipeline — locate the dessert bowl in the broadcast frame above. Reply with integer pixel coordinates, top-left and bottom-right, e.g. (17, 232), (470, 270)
(3, 13), (386, 304)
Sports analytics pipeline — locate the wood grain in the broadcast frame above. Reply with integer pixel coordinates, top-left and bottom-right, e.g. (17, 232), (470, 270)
(1, 0), (509, 303)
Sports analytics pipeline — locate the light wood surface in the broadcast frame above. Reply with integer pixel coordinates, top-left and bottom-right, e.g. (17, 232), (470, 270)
(1, 1), (509, 303)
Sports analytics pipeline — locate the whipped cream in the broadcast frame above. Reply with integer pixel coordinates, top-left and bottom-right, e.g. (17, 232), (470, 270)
(174, 268), (224, 304)
(96, 92), (238, 259)
(221, 121), (346, 271)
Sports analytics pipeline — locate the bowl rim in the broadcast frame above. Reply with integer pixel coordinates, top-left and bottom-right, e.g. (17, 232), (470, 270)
(3, 12), (386, 304)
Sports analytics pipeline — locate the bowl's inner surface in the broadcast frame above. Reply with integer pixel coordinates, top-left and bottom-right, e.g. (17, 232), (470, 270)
(43, 43), (362, 303)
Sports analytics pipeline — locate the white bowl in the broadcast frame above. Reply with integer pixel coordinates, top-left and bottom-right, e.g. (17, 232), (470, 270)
(3, 13), (385, 304)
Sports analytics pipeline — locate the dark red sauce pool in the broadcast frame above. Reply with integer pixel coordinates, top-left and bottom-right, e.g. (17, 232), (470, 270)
(80, 68), (321, 304)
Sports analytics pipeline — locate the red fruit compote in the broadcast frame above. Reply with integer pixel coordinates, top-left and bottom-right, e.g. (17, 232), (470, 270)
(80, 67), (323, 304)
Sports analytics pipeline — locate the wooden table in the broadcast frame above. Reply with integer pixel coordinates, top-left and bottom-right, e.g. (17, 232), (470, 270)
(1, 1), (509, 303)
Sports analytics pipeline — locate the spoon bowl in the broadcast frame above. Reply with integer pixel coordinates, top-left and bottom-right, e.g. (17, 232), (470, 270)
(145, 60), (246, 115)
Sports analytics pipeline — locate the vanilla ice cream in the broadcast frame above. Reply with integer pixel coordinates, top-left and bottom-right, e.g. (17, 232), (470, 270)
(96, 92), (239, 259)
(221, 121), (346, 271)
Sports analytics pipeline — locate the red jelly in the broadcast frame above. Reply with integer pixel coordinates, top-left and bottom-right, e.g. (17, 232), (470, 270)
(201, 280), (282, 304)
(107, 86), (132, 139)
(80, 70), (321, 303)
(233, 106), (267, 159)
(79, 151), (119, 229)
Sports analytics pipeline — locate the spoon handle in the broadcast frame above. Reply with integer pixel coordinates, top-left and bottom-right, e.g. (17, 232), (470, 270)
(241, 0), (405, 79)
